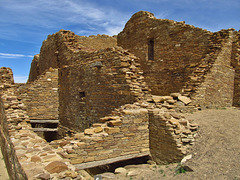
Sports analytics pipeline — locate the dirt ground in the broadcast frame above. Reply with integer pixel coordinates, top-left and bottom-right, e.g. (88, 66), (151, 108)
(1, 108), (240, 180)
(99, 107), (240, 180)
(0, 149), (9, 180)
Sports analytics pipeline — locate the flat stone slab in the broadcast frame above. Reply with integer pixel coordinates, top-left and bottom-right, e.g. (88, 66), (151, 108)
(74, 152), (150, 170)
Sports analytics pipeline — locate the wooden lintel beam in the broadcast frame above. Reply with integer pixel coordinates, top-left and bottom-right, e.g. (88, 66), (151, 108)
(32, 128), (58, 132)
(30, 120), (59, 124)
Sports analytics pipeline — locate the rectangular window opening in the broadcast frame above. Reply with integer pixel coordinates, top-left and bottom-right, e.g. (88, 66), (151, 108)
(79, 92), (86, 99)
(148, 38), (154, 60)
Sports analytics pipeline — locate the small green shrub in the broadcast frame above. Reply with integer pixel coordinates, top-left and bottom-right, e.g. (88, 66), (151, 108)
(175, 164), (186, 175)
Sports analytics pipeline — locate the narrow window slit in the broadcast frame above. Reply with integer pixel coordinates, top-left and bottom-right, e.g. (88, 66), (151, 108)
(148, 38), (154, 60)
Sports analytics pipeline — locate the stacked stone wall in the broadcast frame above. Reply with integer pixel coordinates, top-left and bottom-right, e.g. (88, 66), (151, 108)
(76, 34), (117, 51)
(232, 31), (240, 106)
(0, 95), (28, 180)
(19, 68), (59, 120)
(0, 70), (83, 179)
(149, 108), (197, 164)
(190, 30), (235, 108)
(0, 67), (14, 85)
(28, 30), (117, 82)
(0, 88), (80, 179)
(59, 47), (150, 132)
(53, 104), (150, 165)
(118, 11), (214, 95)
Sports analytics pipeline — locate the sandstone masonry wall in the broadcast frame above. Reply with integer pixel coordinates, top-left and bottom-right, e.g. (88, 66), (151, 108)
(118, 11), (214, 95)
(52, 104), (150, 165)
(0, 67), (14, 85)
(19, 68), (59, 120)
(76, 34), (117, 51)
(59, 47), (149, 132)
(190, 30), (235, 108)
(149, 108), (197, 164)
(0, 72), (83, 180)
(0, 93), (28, 180)
(28, 30), (117, 82)
(232, 31), (240, 106)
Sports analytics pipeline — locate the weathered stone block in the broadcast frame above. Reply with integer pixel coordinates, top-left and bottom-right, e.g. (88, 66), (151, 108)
(133, 118), (143, 123)
(104, 127), (120, 134)
(94, 127), (103, 133)
(178, 96), (192, 105)
(44, 161), (68, 173)
(108, 120), (122, 126)
(100, 116), (120, 123)
(152, 96), (165, 103)
(84, 129), (94, 135)
(70, 158), (84, 165)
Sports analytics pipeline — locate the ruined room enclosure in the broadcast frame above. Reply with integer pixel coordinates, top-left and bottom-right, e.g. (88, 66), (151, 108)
(1, 10), (240, 180)
(15, 12), (240, 169)
(118, 11), (240, 108)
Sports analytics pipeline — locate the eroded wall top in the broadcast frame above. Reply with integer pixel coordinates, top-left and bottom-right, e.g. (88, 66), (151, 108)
(28, 30), (117, 82)
(0, 67), (14, 85)
(118, 11), (215, 95)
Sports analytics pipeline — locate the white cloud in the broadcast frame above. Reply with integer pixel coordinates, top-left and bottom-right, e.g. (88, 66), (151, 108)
(14, 76), (28, 83)
(0, 53), (33, 59)
(155, 11), (169, 19)
(0, 0), (129, 38)
(105, 25), (125, 36)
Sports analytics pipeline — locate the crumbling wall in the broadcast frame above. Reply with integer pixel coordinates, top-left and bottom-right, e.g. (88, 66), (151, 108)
(190, 30), (235, 108)
(118, 11), (213, 95)
(19, 68), (59, 120)
(77, 34), (117, 50)
(149, 108), (197, 164)
(0, 95), (28, 180)
(232, 31), (240, 107)
(28, 55), (40, 83)
(53, 104), (150, 165)
(28, 30), (117, 82)
(0, 87), (80, 179)
(0, 67), (14, 85)
(59, 47), (149, 132)
(53, 96), (198, 166)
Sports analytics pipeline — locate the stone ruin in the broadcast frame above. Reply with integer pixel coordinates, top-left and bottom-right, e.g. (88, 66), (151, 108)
(0, 11), (239, 179)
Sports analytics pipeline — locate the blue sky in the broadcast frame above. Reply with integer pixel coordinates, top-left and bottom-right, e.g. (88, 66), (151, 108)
(0, 0), (239, 83)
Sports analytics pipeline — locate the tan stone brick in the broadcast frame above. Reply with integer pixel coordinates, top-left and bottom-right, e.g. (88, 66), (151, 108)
(137, 125), (148, 130)
(92, 123), (102, 127)
(108, 120), (122, 126)
(99, 116), (119, 123)
(168, 119), (180, 127)
(77, 142), (86, 147)
(70, 158), (84, 165)
(104, 127), (120, 134)
(134, 118), (143, 123)
(44, 161), (68, 173)
(94, 127), (103, 133)
(140, 148), (150, 153)
(84, 129), (94, 135)
(125, 133), (135, 137)
(83, 156), (95, 162)
(94, 154), (109, 161)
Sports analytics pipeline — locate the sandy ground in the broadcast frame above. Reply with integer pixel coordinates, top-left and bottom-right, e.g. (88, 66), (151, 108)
(0, 149), (9, 180)
(1, 108), (240, 180)
(106, 107), (240, 180)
